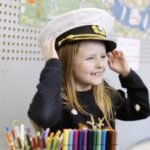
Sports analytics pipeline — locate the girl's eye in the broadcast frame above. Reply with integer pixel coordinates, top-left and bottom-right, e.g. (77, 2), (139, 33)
(86, 57), (93, 60)
(101, 56), (106, 58)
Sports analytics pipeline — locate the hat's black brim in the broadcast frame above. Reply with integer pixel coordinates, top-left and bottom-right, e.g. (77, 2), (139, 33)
(101, 40), (117, 53)
(65, 38), (117, 53)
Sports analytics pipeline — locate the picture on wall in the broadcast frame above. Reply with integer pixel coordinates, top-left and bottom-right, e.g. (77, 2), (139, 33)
(19, 0), (150, 40)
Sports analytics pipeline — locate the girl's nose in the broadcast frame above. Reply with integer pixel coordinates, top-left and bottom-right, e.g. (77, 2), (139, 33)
(95, 58), (103, 68)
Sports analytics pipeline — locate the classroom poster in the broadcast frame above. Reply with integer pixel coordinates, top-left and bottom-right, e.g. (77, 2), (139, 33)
(117, 37), (140, 70)
(19, 0), (79, 28)
(107, 0), (150, 40)
(19, 0), (150, 40)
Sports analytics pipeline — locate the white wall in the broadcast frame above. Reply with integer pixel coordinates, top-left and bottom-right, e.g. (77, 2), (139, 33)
(0, 0), (43, 142)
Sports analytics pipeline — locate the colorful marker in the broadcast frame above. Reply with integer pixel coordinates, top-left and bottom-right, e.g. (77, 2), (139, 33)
(37, 132), (42, 150)
(82, 129), (87, 150)
(49, 132), (54, 139)
(20, 124), (24, 146)
(63, 129), (69, 150)
(32, 137), (38, 150)
(5, 126), (13, 140)
(54, 130), (61, 138)
(46, 137), (50, 150)
(45, 128), (50, 138)
(17, 137), (23, 150)
(54, 136), (60, 150)
(27, 128), (32, 143)
(87, 130), (92, 150)
(73, 129), (78, 150)
(92, 130), (97, 150)
(50, 138), (54, 150)
(58, 133), (63, 150)
(68, 130), (73, 150)
(101, 130), (106, 150)
(26, 134), (33, 150)
(15, 126), (20, 138)
(106, 130), (111, 150)
(96, 130), (101, 150)
(11, 130), (16, 141)
(42, 137), (46, 150)
(78, 130), (83, 150)
(6, 131), (16, 150)
(40, 131), (46, 143)
(110, 130), (116, 150)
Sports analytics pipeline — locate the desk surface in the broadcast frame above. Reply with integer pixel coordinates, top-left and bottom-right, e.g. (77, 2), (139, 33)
(129, 140), (150, 150)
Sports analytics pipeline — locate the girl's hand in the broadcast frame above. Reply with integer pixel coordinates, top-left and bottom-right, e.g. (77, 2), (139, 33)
(107, 50), (130, 77)
(41, 38), (58, 62)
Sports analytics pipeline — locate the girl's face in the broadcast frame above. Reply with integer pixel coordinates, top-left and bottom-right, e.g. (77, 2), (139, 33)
(72, 41), (107, 91)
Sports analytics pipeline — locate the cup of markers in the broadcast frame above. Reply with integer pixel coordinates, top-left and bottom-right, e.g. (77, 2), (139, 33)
(63, 129), (119, 150)
(5, 123), (119, 150)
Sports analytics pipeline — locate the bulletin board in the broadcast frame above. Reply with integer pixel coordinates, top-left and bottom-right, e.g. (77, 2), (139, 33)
(19, 0), (150, 40)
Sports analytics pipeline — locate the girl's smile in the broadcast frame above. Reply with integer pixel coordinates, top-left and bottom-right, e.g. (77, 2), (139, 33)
(90, 71), (103, 76)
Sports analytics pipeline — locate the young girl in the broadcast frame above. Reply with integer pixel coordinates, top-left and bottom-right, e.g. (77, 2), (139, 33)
(28, 8), (150, 133)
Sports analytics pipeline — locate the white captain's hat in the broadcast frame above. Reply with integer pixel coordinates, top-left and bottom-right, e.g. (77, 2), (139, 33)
(38, 8), (116, 52)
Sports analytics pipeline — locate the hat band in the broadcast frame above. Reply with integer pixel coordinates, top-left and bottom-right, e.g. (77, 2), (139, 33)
(58, 34), (107, 47)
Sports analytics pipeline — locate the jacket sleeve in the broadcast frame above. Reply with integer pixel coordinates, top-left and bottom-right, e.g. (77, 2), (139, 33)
(28, 58), (63, 129)
(116, 69), (150, 121)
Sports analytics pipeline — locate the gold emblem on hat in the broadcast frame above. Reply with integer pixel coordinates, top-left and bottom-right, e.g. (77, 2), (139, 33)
(91, 25), (106, 37)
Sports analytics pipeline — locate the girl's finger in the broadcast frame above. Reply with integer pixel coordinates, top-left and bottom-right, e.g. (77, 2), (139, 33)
(47, 38), (53, 52)
(43, 39), (49, 51)
(108, 58), (113, 68)
(44, 38), (50, 47)
(111, 50), (119, 56)
(118, 50), (124, 56)
(41, 47), (46, 59)
(117, 51), (123, 57)
(41, 46), (46, 53)
(107, 52), (113, 58)
(51, 38), (56, 50)
(114, 50), (124, 56)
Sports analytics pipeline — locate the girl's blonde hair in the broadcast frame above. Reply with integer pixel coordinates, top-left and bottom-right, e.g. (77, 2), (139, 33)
(57, 41), (119, 128)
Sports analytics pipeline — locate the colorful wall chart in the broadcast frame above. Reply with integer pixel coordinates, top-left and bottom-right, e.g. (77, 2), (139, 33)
(107, 0), (150, 40)
(19, 0), (81, 28)
(19, 0), (150, 40)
